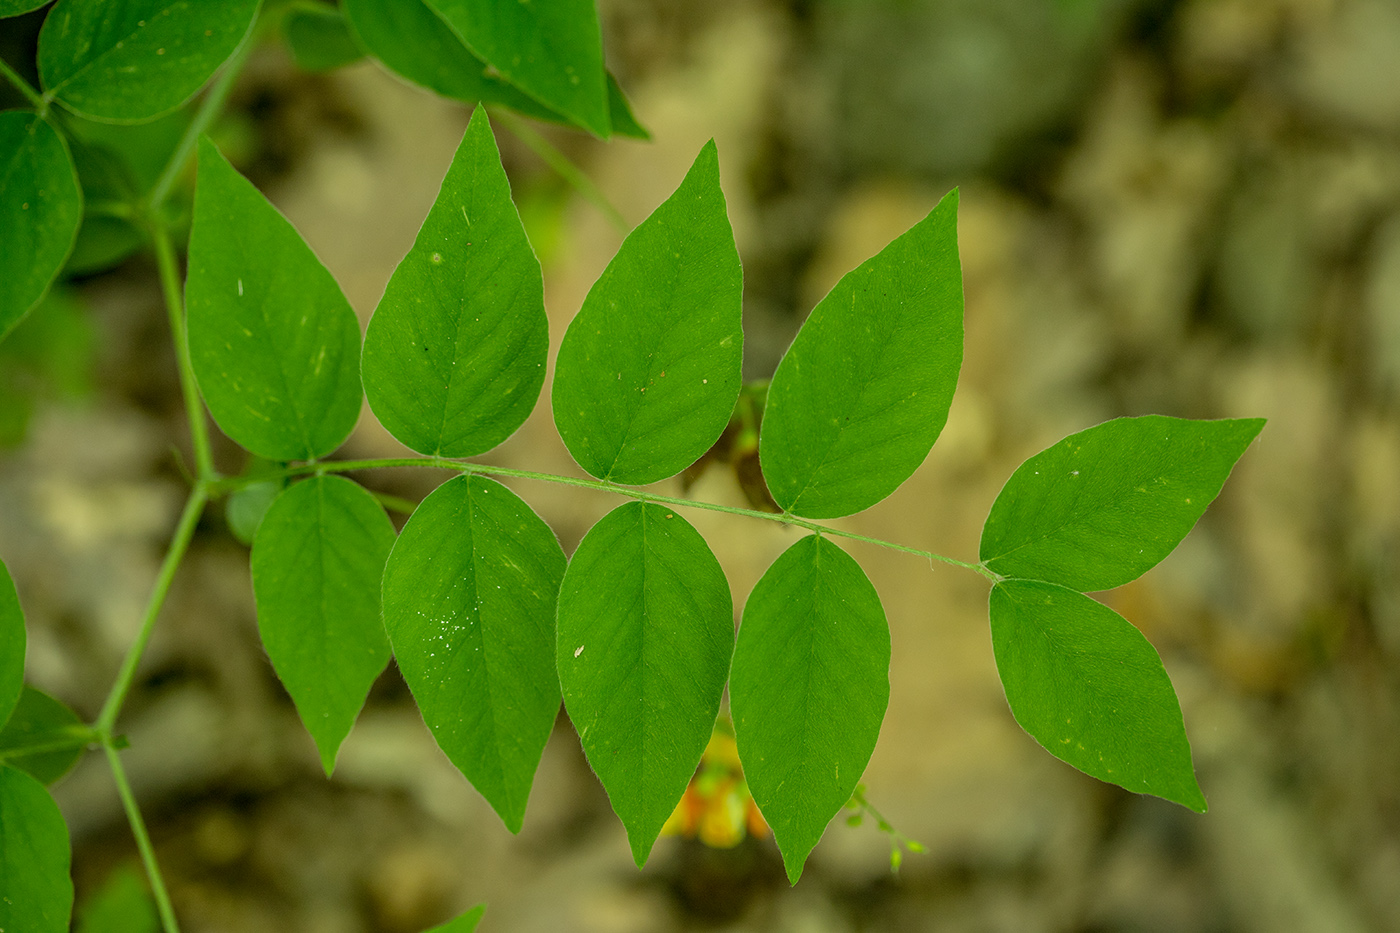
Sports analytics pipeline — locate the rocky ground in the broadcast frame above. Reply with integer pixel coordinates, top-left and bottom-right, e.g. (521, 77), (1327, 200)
(3, 0), (1400, 930)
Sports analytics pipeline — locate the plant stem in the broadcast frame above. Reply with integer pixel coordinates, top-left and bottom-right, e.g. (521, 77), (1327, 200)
(105, 743), (182, 933)
(145, 19), (259, 211)
(0, 55), (46, 111)
(218, 456), (1000, 582)
(152, 225), (217, 481)
(492, 107), (628, 233)
(0, 728), (98, 762)
(95, 485), (209, 736)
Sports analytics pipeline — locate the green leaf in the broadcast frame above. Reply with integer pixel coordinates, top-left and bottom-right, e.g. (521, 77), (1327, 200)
(342, 0), (566, 122)
(552, 141), (742, 484)
(0, 111), (82, 343)
(556, 502), (733, 865)
(0, 764), (73, 933)
(425, 0), (610, 137)
(759, 189), (963, 519)
(730, 535), (890, 884)
(382, 475), (566, 833)
(363, 108), (547, 458)
(186, 136), (363, 461)
(606, 72), (648, 140)
(76, 864), (156, 933)
(251, 476), (396, 774)
(226, 479), (283, 546)
(0, 687), (86, 785)
(0, 559), (24, 728)
(37, 0), (260, 123)
(980, 416), (1266, 592)
(64, 141), (143, 276)
(422, 904), (485, 933)
(989, 579), (1206, 811)
(0, 1), (49, 17)
(283, 2), (365, 73)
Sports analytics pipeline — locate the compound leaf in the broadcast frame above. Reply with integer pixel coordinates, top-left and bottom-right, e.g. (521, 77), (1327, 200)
(187, 136), (363, 461)
(730, 535), (889, 884)
(425, 0), (610, 137)
(0, 764), (72, 933)
(989, 579), (1206, 811)
(556, 502), (733, 866)
(283, 3), (364, 73)
(382, 475), (566, 833)
(0, 687), (85, 785)
(980, 416), (1265, 592)
(363, 108), (547, 458)
(251, 476), (396, 775)
(552, 141), (742, 485)
(75, 865), (156, 933)
(759, 189), (963, 519)
(0, 111), (82, 343)
(423, 904), (486, 933)
(0, 559), (23, 728)
(37, 0), (260, 123)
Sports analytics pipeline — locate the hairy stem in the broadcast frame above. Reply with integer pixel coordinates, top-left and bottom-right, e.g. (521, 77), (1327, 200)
(152, 225), (217, 480)
(94, 485), (208, 736)
(105, 744), (182, 933)
(217, 456), (999, 582)
(0, 55), (46, 111)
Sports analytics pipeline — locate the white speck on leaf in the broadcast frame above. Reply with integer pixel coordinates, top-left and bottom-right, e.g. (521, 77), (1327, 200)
(574, 645), (585, 658)
(237, 279), (243, 296)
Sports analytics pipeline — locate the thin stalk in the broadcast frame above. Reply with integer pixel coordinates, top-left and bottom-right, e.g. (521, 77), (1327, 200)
(152, 225), (216, 481)
(95, 485), (209, 735)
(0, 729), (98, 761)
(492, 108), (628, 234)
(215, 456), (999, 582)
(105, 744), (181, 933)
(145, 19), (258, 211)
(0, 55), (45, 111)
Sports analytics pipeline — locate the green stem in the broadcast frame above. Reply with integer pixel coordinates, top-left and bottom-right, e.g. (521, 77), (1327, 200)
(104, 744), (182, 933)
(0, 55), (46, 111)
(95, 485), (209, 735)
(492, 107), (628, 234)
(152, 226), (217, 481)
(145, 18), (259, 211)
(214, 457), (998, 582)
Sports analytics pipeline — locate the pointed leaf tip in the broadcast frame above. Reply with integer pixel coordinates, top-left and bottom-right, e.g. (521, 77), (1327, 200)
(364, 107), (548, 458)
(990, 579), (1206, 812)
(981, 415), (1265, 592)
(760, 189), (963, 518)
(557, 503), (734, 864)
(731, 535), (890, 884)
(552, 141), (742, 485)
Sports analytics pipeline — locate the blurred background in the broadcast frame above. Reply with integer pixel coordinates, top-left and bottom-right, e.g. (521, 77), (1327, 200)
(3, 0), (1400, 929)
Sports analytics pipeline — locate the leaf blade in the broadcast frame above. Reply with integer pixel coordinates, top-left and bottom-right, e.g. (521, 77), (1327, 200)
(730, 535), (890, 884)
(283, 3), (365, 73)
(0, 111), (82, 343)
(0, 559), (24, 728)
(0, 764), (73, 933)
(556, 502), (734, 865)
(186, 136), (363, 461)
(37, 0), (260, 123)
(980, 416), (1265, 591)
(0, 687), (85, 784)
(363, 108), (547, 457)
(989, 579), (1206, 811)
(425, 0), (610, 136)
(552, 140), (743, 485)
(251, 476), (397, 774)
(759, 189), (963, 518)
(382, 475), (566, 833)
